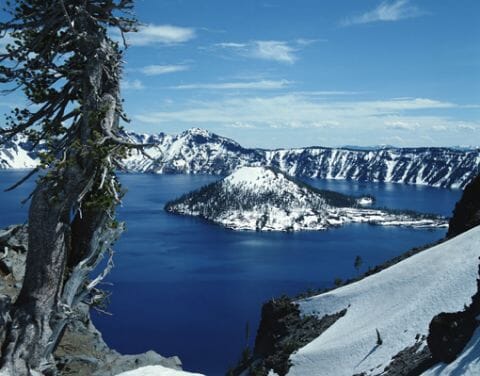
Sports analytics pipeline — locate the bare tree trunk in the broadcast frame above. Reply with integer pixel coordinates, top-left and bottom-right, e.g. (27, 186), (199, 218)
(0, 165), (95, 374)
(1, 34), (121, 376)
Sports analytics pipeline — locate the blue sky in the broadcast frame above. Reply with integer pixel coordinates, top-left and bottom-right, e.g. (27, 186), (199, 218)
(2, 0), (480, 148)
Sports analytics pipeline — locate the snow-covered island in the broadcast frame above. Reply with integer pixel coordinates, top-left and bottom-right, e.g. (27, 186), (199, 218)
(165, 167), (447, 232)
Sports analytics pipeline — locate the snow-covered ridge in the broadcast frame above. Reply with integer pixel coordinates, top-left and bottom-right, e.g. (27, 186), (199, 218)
(284, 225), (480, 376)
(165, 167), (447, 232)
(2, 128), (479, 188)
(0, 134), (42, 169)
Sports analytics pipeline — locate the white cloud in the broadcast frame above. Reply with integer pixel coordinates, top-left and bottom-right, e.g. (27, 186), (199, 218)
(296, 90), (363, 96)
(140, 64), (189, 75)
(134, 94), (465, 130)
(126, 24), (195, 46)
(341, 0), (424, 26)
(295, 38), (323, 46)
(457, 123), (476, 132)
(133, 94), (479, 147)
(251, 41), (297, 64)
(122, 79), (145, 90)
(229, 122), (256, 129)
(215, 42), (247, 49)
(432, 125), (448, 132)
(384, 120), (419, 130)
(172, 79), (291, 90)
(214, 40), (307, 64)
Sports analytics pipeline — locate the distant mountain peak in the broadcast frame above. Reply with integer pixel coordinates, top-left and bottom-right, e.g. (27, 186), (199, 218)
(224, 166), (282, 189)
(182, 127), (212, 137)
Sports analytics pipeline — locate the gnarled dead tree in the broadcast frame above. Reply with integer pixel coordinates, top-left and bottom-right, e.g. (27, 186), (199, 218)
(0, 1), (142, 374)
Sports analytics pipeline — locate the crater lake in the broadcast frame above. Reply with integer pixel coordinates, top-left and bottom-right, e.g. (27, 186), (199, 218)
(0, 171), (462, 375)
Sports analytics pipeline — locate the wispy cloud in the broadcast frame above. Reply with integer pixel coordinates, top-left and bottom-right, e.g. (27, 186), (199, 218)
(134, 94), (479, 146)
(229, 122), (257, 129)
(126, 24), (196, 46)
(214, 40), (312, 64)
(341, 0), (424, 26)
(384, 119), (419, 130)
(172, 79), (291, 90)
(139, 64), (190, 76)
(122, 79), (145, 90)
(134, 94), (462, 128)
(251, 41), (297, 64)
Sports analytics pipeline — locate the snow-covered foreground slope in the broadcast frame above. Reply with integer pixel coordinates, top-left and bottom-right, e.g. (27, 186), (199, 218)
(2, 128), (479, 188)
(115, 365), (205, 376)
(286, 226), (480, 376)
(166, 166), (447, 231)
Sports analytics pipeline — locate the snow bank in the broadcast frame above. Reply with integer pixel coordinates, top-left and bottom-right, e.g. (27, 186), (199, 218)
(287, 226), (480, 376)
(114, 365), (205, 376)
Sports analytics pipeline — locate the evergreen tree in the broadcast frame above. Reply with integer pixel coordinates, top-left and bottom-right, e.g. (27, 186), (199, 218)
(354, 255), (363, 274)
(0, 1), (145, 373)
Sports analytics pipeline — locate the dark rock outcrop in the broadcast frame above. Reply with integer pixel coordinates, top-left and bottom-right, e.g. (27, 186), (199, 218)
(447, 174), (480, 238)
(426, 260), (480, 364)
(427, 311), (476, 363)
(230, 296), (346, 376)
(381, 335), (435, 376)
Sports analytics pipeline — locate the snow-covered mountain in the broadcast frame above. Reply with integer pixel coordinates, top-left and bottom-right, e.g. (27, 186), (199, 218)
(165, 166), (446, 231)
(2, 128), (479, 188)
(0, 134), (42, 169)
(124, 128), (480, 189)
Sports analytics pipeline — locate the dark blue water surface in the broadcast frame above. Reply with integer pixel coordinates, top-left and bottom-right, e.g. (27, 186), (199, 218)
(0, 171), (462, 375)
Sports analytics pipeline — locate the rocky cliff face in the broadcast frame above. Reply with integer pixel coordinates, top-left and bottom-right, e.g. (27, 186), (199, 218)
(0, 225), (185, 376)
(2, 128), (479, 188)
(447, 174), (480, 238)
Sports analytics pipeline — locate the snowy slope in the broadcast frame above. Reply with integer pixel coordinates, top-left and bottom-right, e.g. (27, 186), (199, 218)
(123, 128), (263, 175)
(166, 166), (447, 231)
(115, 365), (205, 376)
(283, 226), (480, 376)
(1, 128), (478, 188)
(0, 134), (40, 169)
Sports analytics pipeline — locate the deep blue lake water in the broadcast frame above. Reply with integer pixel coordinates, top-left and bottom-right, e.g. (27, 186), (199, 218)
(0, 171), (462, 375)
